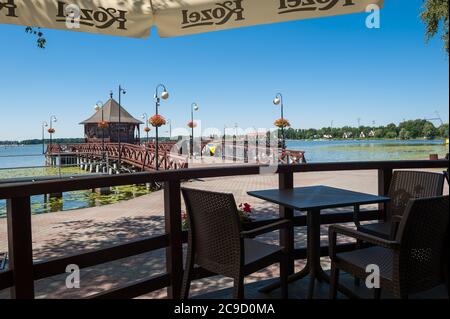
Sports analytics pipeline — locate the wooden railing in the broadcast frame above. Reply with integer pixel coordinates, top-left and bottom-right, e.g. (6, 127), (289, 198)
(47, 143), (188, 171)
(0, 160), (448, 298)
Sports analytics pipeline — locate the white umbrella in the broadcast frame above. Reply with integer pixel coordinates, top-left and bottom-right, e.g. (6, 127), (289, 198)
(0, 0), (383, 38)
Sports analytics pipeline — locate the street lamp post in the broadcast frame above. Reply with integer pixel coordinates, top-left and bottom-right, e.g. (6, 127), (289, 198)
(141, 113), (150, 143)
(49, 115), (57, 151)
(95, 101), (105, 161)
(190, 103), (199, 158)
(41, 121), (48, 154)
(273, 93), (285, 150)
(118, 86), (126, 171)
(154, 84), (169, 170)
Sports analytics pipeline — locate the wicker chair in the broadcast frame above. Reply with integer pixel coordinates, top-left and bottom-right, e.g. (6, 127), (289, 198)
(353, 170), (445, 240)
(329, 196), (449, 299)
(181, 188), (291, 299)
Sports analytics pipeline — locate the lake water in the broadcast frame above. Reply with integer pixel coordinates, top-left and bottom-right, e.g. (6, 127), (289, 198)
(0, 140), (448, 217)
(286, 139), (448, 162)
(0, 144), (151, 217)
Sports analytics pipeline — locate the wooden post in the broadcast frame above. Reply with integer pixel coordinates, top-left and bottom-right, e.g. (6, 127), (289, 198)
(244, 136), (248, 163)
(164, 180), (182, 299)
(222, 134), (226, 160)
(7, 197), (34, 299)
(233, 135), (237, 162)
(279, 172), (295, 275)
(378, 168), (393, 221)
(255, 135), (259, 162)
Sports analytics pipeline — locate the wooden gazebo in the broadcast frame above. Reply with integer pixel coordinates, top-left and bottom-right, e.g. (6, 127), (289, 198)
(80, 97), (143, 144)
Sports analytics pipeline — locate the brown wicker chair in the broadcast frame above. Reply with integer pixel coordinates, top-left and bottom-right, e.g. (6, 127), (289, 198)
(353, 170), (445, 240)
(330, 196), (449, 299)
(181, 188), (291, 299)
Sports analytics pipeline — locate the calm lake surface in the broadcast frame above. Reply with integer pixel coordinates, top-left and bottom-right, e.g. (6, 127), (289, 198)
(286, 139), (448, 162)
(0, 140), (448, 217)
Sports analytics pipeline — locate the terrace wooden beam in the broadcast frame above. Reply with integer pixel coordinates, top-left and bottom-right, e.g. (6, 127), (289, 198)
(7, 197), (34, 299)
(0, 160), (448, 199)
(164, 180), (183, 299)
(33, 235), (169, 280)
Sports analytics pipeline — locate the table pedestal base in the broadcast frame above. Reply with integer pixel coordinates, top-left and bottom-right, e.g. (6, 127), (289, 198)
(259, 209), (359, 299)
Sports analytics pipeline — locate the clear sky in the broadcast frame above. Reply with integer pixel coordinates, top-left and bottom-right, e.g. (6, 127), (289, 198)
(0, 0), (448, 140)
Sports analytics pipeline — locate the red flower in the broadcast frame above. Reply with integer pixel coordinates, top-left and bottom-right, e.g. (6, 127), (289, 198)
(144, 126), (151, 133)
(47, 128), (55, 134)
(239, 203), (252, 213)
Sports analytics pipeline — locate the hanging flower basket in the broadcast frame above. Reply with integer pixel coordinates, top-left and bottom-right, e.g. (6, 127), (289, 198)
(98, 121), (109, 129)
(187, 121), (197, 129)
(47, 128), (55, 134)
(149, 114), (166, 127)
(274, 118), (290, 128)
(144, 126), (151, 133)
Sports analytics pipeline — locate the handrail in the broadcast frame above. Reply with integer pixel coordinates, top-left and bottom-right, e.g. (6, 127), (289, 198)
(0, 160), (447, 199)
(46, 142), (188, 171)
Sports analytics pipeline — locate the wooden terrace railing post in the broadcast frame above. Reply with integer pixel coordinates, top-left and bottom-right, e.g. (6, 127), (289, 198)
(222, 134), (226, 160)
(244, 136), (249, 163)
(279, 171), (295, 275)
(377, 168), (393, 221)
(164, 180), (183, 299)
(233, 135), (237, 162)
(6, 197), (34, 299)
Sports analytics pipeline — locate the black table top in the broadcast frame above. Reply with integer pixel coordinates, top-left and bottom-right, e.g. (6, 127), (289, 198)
(247, 185), (390, 211)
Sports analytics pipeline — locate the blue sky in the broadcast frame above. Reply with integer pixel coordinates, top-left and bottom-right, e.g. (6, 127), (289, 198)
(0, 0), (448, 140)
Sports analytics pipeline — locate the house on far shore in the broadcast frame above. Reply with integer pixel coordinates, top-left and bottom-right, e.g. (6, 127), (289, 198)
(359, 132), (366, 138)
(343, 132), (353, 139)
(80, 97), (143, 144)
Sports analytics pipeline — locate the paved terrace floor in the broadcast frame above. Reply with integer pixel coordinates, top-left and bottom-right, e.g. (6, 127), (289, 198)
(0, 168), (448, 299)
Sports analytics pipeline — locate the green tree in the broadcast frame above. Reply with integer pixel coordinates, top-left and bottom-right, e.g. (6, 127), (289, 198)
(385, 131), (398, 139)
(422, 122), (437, 139)
(438, 124), (449, 137)
(399, 128), (411, 140)
(421, 0), (449, 54)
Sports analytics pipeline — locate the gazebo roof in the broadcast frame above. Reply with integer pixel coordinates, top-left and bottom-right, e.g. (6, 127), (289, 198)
(80, 98), (143, 125)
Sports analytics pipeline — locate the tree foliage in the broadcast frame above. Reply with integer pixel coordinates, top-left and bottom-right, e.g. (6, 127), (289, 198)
(421, 0), (449, 54)
(282, 119), (449, 140)
(25, 27), (46, 49)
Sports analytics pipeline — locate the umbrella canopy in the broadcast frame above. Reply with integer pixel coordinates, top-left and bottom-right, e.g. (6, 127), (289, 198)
(0, 0), (383, 38)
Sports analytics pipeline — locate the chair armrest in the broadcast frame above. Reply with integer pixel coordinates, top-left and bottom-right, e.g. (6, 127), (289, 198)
(241, 219), (292, 238)
(329, 225), (399, 259)
(391, 215), (402, 223)
(390, 215), (402, 239)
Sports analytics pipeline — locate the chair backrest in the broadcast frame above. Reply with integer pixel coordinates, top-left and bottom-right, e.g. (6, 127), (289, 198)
(395, 196), (449, 295)
(387, 171), (445, 219)
(181, 188), (243, 277)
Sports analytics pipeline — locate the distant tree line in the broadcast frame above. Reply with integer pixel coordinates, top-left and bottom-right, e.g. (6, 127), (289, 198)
(282, 120), (449, 140)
